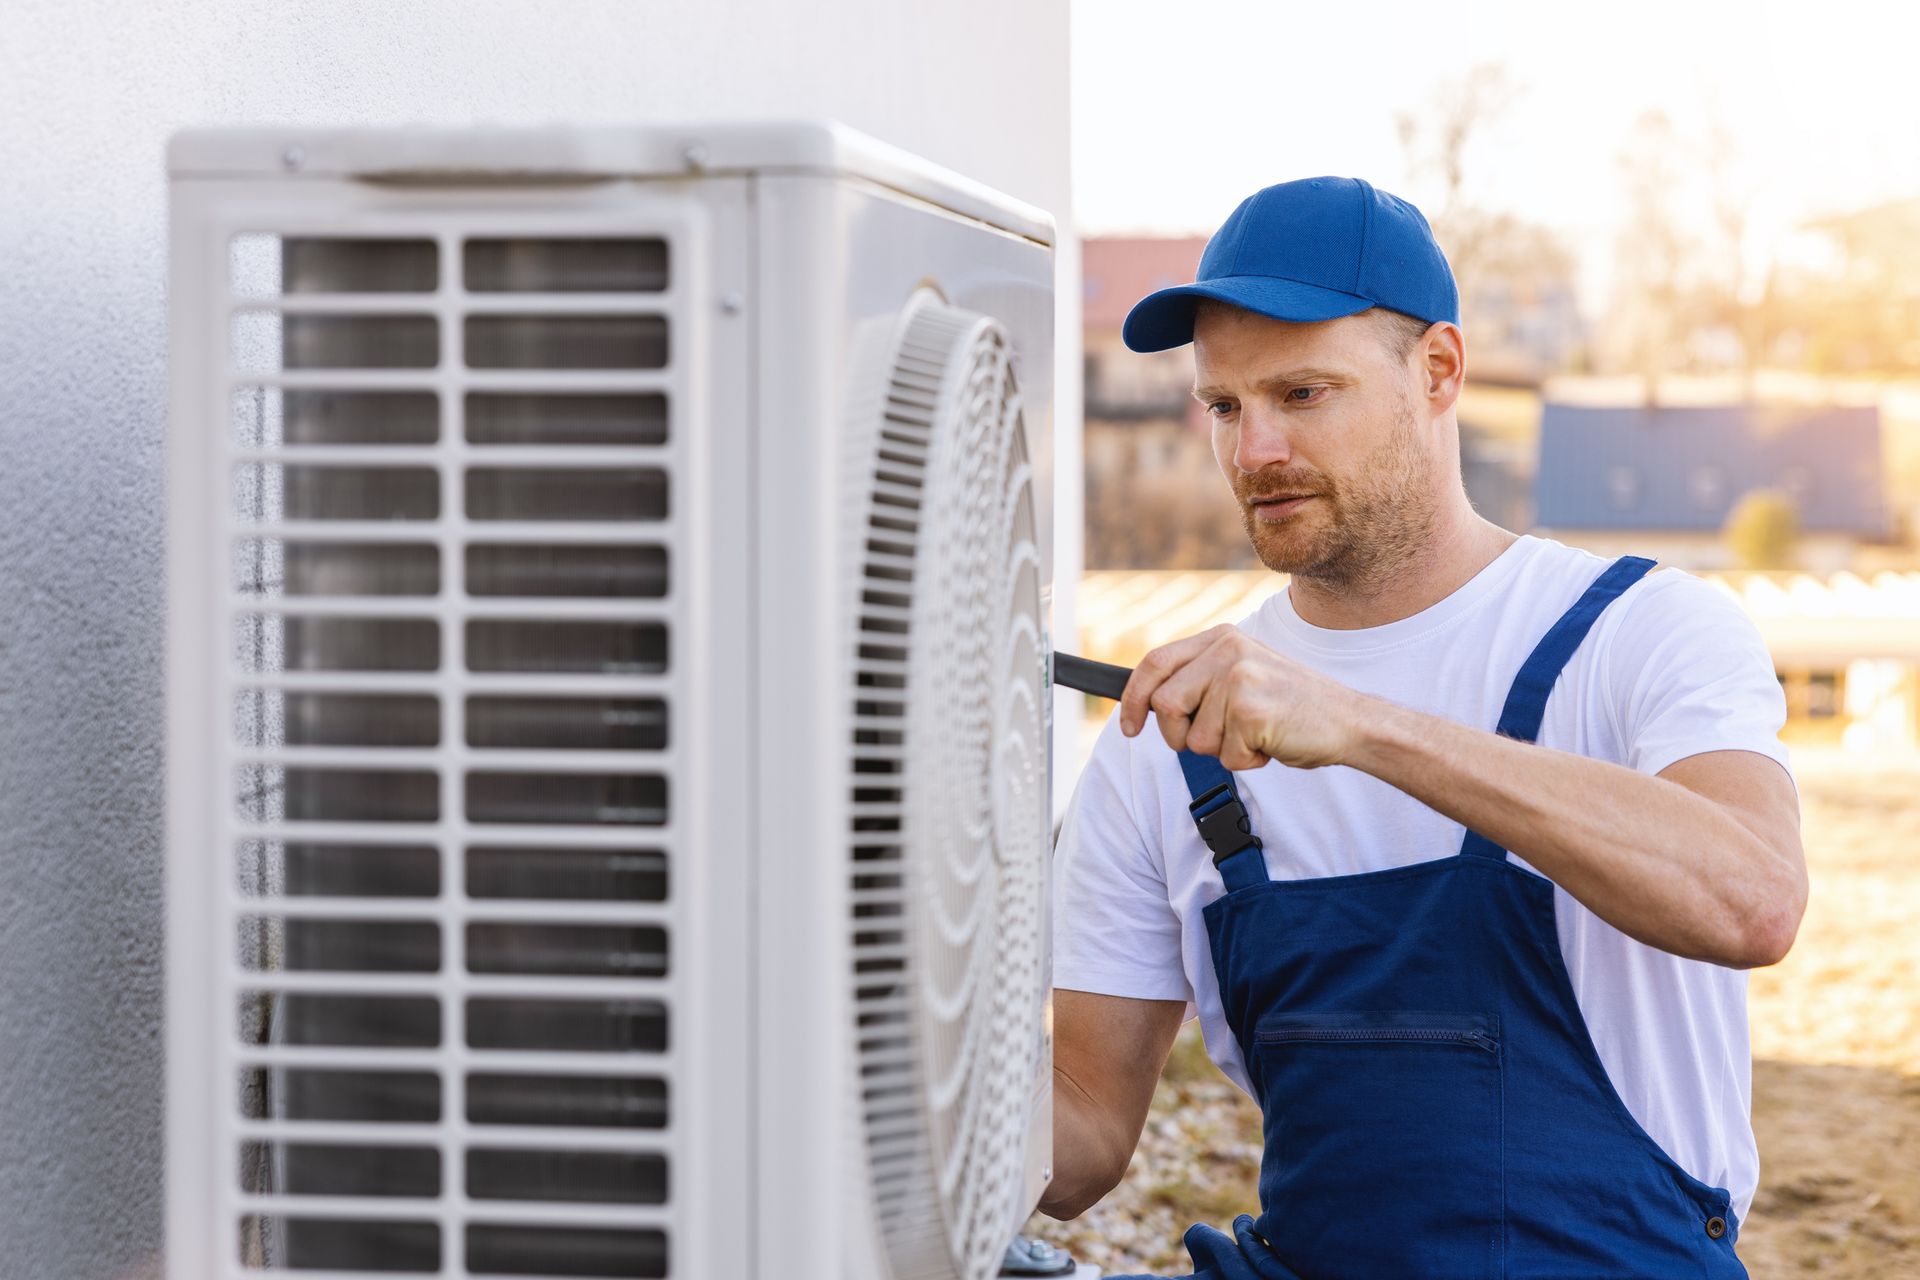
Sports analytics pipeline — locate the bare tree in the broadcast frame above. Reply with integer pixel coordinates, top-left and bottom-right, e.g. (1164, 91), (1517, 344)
(1396, 64), (1582, 379)
(1395, 63), (1523, 291)
(1610, 110), (1697, 403)
(1702, 116), (1766, 395)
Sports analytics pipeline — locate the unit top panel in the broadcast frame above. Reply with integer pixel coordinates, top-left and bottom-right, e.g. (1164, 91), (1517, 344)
(168, 121), (1054, 246)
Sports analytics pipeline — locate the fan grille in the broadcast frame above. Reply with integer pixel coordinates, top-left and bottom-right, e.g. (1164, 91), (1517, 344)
(848, 294), (1048, 1280)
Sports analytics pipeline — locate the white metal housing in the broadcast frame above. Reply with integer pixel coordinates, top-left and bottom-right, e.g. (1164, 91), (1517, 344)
(167, 122), (1055, 1280)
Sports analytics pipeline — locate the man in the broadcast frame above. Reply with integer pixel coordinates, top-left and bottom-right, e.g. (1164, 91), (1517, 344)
(1042, 177), (1805, 1280)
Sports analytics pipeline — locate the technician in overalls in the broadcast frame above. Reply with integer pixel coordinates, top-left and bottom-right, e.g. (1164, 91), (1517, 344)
(1043, 177), (1807, 1279)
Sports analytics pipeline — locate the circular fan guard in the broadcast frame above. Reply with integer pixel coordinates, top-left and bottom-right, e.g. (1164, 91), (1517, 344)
(846, 292), (1048, 1280)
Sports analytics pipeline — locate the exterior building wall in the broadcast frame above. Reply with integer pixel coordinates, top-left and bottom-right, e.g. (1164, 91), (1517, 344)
(0, 5), (1072, 1275)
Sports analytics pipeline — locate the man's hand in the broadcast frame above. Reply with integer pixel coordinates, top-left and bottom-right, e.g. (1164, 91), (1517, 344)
(1117, 623), (1376, 769)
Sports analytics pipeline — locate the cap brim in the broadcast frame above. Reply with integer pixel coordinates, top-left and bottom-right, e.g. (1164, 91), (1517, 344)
(1121, 276), (1374, 353)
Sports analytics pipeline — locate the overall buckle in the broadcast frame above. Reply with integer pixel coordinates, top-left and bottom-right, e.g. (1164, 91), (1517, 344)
(1188, 782), (1261, 868)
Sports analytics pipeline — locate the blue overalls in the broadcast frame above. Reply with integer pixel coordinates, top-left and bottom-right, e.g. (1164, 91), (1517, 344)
(1112, 557), (1748, 1280)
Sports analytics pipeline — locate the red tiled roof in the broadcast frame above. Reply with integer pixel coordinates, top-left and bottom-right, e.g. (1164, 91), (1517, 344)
(1082, 236), (1208, 330)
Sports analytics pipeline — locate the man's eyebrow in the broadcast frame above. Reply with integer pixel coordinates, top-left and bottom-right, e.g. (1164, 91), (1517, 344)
(1190, 369), (1351, 402)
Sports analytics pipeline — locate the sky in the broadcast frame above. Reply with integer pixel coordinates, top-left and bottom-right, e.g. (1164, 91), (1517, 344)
(1071, 0), (1920, 296)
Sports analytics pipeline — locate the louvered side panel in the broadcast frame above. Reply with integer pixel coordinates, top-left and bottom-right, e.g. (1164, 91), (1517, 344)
(174, 179), (728, 1280)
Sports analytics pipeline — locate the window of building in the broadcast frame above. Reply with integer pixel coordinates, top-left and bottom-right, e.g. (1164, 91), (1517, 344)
(1807, 671), (1840, 718)
(1607, 465), (1640, 509)
(1689, 466), (1727, 511)
(1779, 667), (1845, 721)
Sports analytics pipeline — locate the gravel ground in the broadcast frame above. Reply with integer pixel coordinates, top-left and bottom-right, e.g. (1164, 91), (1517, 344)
(1028, 752), (1920, 1277)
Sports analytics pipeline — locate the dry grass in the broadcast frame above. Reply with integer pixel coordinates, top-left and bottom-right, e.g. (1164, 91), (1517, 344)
(1739, 752), (1920, 1276)
(1029, 752), (1920, 1276)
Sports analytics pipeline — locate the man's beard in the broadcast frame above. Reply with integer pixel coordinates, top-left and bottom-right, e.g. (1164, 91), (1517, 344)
(1234, 397), (1437, 590)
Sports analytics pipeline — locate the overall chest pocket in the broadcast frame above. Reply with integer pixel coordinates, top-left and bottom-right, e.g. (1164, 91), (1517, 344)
(1253, 1010), (1505, 1280)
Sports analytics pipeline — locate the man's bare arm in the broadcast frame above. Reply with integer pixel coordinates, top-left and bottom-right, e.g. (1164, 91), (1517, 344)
(1121, 625), (1808, 970)
(1346, 712), (1805, 967)
(1039, 989), (1185, 1219)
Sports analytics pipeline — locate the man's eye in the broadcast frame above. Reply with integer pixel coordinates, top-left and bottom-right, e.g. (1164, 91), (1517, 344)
(1207, 401), (1235, 417)
(1286, 386), (1322, 403)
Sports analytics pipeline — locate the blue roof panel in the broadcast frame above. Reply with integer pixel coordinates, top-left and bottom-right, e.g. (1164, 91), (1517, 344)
(1532, 403), (1888, 536)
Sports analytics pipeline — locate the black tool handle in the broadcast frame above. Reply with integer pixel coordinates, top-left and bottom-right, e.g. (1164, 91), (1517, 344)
(1052, 651), (1133, 701)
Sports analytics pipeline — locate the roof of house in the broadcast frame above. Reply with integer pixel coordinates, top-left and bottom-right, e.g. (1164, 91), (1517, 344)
(1533, 402), (1888, 536)
(1082, 236), (1207, 330)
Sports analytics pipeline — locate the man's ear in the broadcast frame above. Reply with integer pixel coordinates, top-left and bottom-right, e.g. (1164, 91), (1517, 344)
(1423, 321), (1465, 410)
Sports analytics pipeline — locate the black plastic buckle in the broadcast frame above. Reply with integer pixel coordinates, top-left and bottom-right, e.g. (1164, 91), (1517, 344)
(1189, 782), (1261, 867)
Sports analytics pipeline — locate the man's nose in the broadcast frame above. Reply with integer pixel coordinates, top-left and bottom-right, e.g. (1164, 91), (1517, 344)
(1233, 403), (1293, 473)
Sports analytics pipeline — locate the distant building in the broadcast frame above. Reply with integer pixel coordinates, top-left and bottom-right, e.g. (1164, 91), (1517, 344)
(1080, 236), (1246, 569)
(1723, 570), (1920, 753)
(1082, 236), (1208, 422)
(1534, 403), (1890, 571)
(1460, 276), (1586, 385)
(1458, 419), (1535, 532)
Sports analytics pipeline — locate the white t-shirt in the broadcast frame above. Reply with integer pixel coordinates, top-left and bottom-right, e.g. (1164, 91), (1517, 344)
(1052, 534), (1791, 1222)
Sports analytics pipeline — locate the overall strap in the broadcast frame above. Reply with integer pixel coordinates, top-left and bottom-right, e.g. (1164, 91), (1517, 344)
(1460, 554), (1656, 861)
(1178, 748), (1269, 891)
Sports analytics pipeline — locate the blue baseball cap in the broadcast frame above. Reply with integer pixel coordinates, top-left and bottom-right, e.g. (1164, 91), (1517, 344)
(1122, 176), (1458, 352)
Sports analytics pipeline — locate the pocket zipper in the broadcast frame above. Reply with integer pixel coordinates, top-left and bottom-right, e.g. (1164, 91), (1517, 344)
(1258, 1026), (1499, 1053)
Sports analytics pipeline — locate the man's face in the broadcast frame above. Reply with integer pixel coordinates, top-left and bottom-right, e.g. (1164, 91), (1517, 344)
(1192, 304), (1440, 586)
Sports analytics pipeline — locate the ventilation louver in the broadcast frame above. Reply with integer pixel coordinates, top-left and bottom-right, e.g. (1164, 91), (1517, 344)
(226, 230), (682, 1277)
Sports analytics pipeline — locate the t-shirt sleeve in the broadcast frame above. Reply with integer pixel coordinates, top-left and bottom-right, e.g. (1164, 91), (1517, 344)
(1051, 711), (1193, 1002)
(1603, 570), (1792, 782)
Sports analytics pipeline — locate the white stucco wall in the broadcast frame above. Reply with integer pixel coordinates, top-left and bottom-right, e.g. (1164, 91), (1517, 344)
(0, 4), (1074, 1274)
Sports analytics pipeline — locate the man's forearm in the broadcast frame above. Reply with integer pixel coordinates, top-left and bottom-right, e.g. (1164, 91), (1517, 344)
(1040, 991), (1184, 1219)
(1038, 1065), (1128, 1219)
(1343, 698), (1804, 968)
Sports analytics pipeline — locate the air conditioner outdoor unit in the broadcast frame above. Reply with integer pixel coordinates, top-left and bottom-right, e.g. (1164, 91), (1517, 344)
(166, 122), (1058, 1280)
